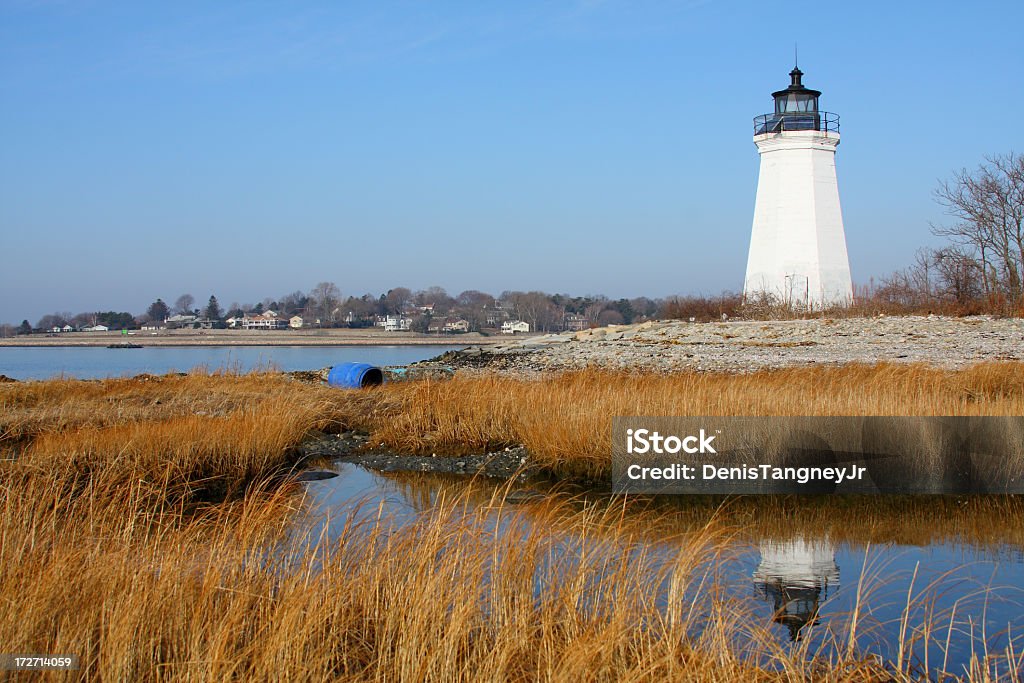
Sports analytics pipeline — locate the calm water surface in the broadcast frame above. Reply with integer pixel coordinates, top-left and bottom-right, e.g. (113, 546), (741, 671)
(0, 345), (461, 380)
(302, 464), (1024, 677)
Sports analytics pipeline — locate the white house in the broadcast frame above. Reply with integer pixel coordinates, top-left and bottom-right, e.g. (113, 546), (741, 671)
(83, 324), (109, 332)
(61, 324), (74, 333)
(289, 315), (304, 329)
(384, 315), (412, 332)
(241, 312), (287, 330)
(502, 320), (530, 335)
(563, 313), (589, 332)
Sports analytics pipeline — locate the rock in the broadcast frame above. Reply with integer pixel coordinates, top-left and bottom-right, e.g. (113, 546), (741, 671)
(291, 470), (340, 482)
(505, 489), (548, 504)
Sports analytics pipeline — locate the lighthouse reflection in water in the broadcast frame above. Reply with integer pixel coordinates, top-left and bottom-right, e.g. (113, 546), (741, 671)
(753, 537), (839, 641)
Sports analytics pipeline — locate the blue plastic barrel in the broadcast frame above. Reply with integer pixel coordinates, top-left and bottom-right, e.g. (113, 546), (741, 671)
(327, 362), (384, 389)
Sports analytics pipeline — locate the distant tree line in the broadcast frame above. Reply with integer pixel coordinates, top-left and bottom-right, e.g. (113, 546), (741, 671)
(16, 284), (740, 336)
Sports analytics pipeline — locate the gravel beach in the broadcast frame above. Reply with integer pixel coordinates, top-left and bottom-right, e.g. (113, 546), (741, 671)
(426, 316), (1024, 375)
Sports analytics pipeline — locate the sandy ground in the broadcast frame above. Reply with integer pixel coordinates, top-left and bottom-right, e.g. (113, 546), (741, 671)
(0, 328), (499, 347)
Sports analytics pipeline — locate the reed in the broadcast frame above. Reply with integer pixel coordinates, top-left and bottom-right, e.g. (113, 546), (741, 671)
(1, 372), (338, 505)
(334, 363), (1024, 479)
(2, 365), (1023, 680)
(4, 472), (1019, 680)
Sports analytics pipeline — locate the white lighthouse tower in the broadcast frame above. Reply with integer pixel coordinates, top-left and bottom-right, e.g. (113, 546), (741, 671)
(744, 66), (853, 309)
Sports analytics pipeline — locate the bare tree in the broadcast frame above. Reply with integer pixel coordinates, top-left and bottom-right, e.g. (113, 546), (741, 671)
(36, 312), (73, 330)
(502, 291), (562, 332)
(339, 294), (377, 326)
(309, 282), (341, 326)
(382, 287), (412, 315)
(597, 309), (624, 326)
(174, 294), (195, 315)
(415, 286), (454, 314)
(583, 301), (606, 326)
(933, 246), (985, 305)
(933, 152), (1024, 306)
(455, 290), (494, 331)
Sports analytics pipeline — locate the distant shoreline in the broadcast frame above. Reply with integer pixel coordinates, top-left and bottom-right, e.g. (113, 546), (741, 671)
(0, 329), (501, 348)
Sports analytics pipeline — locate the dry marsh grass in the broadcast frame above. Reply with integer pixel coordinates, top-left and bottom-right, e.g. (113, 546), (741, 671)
(3, 365), (1024, 680)
(5, 471), (1021, 681)
(335, 362), (1024, 480)
(10, 461), (1003, 682)
(1, 372), (338, 505)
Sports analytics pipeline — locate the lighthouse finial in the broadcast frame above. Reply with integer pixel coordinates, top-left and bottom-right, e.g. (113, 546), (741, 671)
(794, 43), (798, 69)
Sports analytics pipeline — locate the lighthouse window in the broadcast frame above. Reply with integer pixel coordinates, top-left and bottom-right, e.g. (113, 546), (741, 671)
(775, 94), (819, 114)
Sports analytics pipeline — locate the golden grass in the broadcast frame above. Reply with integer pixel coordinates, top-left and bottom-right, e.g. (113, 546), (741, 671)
(5, 460), (968, 682)
(333, 362), (1024, 479)
(2, 365), (1024, 680)
(1, 372), (340, 506)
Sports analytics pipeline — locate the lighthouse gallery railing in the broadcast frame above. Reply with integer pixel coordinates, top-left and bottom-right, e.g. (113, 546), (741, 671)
(753, 111), (839, 135)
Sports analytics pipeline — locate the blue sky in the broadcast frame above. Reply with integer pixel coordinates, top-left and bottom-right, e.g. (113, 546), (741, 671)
(2, 0), (1022, 322)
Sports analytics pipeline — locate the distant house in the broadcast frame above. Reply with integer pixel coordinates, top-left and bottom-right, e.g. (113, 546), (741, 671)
(564, 313), (589, 332)
(485, 305), (510, 327)
(430, 318), (469, 334)
(289, 315), (304, 329)
(502, 320), (530, 335)
(83, 324), (109, 332)
(61, 324), (74, 333)
(140, 322), (163, 331)
(444, 318), (470, 333)
(241, 311), (287, 330)
(165, 314), (197, 329)
(384, 315), (412, 332)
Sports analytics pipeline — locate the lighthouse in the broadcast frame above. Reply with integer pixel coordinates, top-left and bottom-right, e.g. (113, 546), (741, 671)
(744, 66), (853, 309)
(753, 536), (839, 641)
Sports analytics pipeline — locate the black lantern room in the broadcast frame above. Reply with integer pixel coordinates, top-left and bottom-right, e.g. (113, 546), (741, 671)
(773, 67), (820, 115)
(754, 66), (839, 135)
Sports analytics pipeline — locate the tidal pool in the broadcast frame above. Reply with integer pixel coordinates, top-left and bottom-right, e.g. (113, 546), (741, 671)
(298, 462), (1024, 677)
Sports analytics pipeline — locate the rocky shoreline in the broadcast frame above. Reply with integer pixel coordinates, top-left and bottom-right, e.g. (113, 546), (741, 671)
(298, 430), (540, 481)
(418, 316), (1024, 375)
